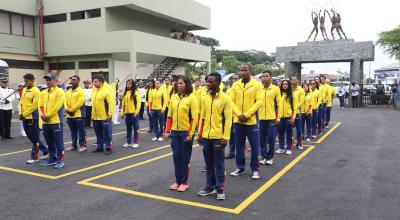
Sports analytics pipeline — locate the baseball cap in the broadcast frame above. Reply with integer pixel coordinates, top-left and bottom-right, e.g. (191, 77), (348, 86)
(43, 72), (57, 80)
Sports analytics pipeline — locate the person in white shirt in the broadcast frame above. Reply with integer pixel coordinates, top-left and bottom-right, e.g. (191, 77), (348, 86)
(83, 80), (93, 128)
(337, 82), (346, 108)
(0, 77), (16, 140)
(351, 82), (360, 108)
(137, 83), (146, 120)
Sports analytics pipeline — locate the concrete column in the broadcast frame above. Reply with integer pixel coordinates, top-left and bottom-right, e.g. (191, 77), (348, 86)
(74, 61), (79, 75)
(284, 62), (301, 79)
(129, 50), (137, 80)
(108, 59), (115, 83)
(349, 58), (363, 107)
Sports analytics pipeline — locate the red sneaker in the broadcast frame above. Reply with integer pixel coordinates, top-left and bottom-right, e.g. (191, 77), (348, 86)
(177, 184), (189, 192)
(169, 183), (179, 190)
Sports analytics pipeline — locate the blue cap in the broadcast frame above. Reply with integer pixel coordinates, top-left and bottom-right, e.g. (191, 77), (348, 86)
(44, 72), (56, 80)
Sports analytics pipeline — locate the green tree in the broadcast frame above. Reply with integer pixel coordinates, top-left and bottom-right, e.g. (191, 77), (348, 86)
(199, 36), (220, 57)
(377, 26), (400, 59)
(222, 56), (241, 73)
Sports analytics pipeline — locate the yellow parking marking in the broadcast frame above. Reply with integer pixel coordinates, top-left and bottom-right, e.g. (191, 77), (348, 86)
(0, 166), (57, 179)
(233, 146), (315, 214)
(78, 145), (315, 214)
(0, 127), (149, 157)
(309, 122), (341, 144)
(0, 144), (171, 179)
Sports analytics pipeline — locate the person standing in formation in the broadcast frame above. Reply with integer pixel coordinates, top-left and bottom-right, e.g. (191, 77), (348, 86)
(120, 79), (141, 148)
(166, 76), (198, 192)
(259, 71), (280, 165)
(39, 73), (65, 168)
(197, 73), (232, 200)
(65, 75), (87, 153)
(20, 74), (49, 164)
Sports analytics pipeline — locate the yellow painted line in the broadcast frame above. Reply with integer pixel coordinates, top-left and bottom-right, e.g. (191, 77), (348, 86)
(0, 149), (32, 157)
(0, 131), (130, 157)
(0, 166), (57, 179)
(78, 145), (199, 183)
(233, 146), (315, 214)
(78, 145), (314, 214)
(0, 143), (172, 179)
(80, 181), (236, 214)
(309, 122), (341, 144)
(55, 144), (171, 179)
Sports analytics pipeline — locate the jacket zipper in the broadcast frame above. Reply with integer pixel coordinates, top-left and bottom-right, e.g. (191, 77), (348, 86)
(208, 96), (214, 138)
(176, 96), (181, 131)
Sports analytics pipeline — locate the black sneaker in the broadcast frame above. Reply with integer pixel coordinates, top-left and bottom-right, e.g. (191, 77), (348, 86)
(197, 188), (217, 196)
(91, 149), (104, 153)
(224, 153), (235, 159)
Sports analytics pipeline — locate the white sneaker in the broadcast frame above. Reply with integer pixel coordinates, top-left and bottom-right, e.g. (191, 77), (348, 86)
(152, 137), (157, 141)
(78, 147), (87, 153)
(275, 149), (285, 154)
(298, 145), (304, 150)
(123, 143), (132, 148)
(157, 137), (163, 142)
(266, 159), (274, 165)
(230, 169), (245, 176)
(312, 135), (317, 139)
(38, 154), (49, 160)
(26, 159), (38, 164)
(306, 138), (310, 142)
(132, 144), (139, 148)
(286, 150), (293, 155)
(259, 158), (267, 165)
(251, 171), (260, 179)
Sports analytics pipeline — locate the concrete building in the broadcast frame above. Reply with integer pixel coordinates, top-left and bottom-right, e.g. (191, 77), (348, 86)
(0, 0), (211, 86)
(374, 63), (400, 84)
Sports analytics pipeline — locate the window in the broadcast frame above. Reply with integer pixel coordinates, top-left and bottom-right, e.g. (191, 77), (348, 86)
(79, 60), (108, 69)
(86, 9), (101, 19)
(0, 11), (10, 34)
(43, 13), (67, 24)
(49, 62), (75, 70)
(11, 14), (23, 36)
(23, 16), (34, 37)
(0, 11), (35, 37)
(1, 59), (44, 70)
(71, 11), (85, 20)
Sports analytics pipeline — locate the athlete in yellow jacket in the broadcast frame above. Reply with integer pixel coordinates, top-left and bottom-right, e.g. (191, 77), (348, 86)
(39, 73), (65, 168)
(291, 77), (305, 149)
(276, 79), (297, 156)
(165, 77), (199, 192)
(20, 73), (48, 164)
(259, 71), (281, 165)
(91, 75), (114, 154)
(325, 79), (336, 127)
(64, 75), (87, 152)
(229, 64), (262, 179)
(120, 79), (141, 148)
(197, 73), (232, 199)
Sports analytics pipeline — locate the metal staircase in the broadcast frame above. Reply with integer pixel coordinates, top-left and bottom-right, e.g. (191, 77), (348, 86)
(138, 57), (181, 85)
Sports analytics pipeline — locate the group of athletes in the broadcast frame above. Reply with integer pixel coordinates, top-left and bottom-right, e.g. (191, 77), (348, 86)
(16, 63), (336, 201)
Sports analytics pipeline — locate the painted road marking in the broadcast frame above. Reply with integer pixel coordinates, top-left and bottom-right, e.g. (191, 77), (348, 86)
(0, 144), (171, 179)
(0, 128), (148, 157)
(308, 122), (341, 144)
(78, 145), (315, 214)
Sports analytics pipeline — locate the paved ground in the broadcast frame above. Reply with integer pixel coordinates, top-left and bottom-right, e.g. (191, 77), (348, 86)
(1, 106), (400, 220)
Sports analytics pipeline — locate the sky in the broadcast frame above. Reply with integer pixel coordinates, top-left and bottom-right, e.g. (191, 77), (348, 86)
(194, 0), (400, 77)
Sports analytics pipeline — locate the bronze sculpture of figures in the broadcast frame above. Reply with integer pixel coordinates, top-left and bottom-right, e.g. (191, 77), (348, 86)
(306, 8), (348, 41)
(306, 11), (319, 42)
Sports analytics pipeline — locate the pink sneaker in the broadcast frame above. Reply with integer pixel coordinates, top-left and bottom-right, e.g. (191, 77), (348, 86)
(177, 184), (189, 192)
(169, 183), (179, 190)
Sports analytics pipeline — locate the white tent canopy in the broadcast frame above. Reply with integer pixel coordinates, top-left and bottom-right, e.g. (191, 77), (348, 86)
(0, 59), (8, 67)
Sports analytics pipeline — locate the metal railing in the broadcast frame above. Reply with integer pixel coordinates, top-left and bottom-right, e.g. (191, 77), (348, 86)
(137, 57), (181, 86)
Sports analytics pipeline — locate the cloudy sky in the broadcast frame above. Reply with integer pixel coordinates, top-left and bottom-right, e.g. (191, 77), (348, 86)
(195, 0), (400, 76)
